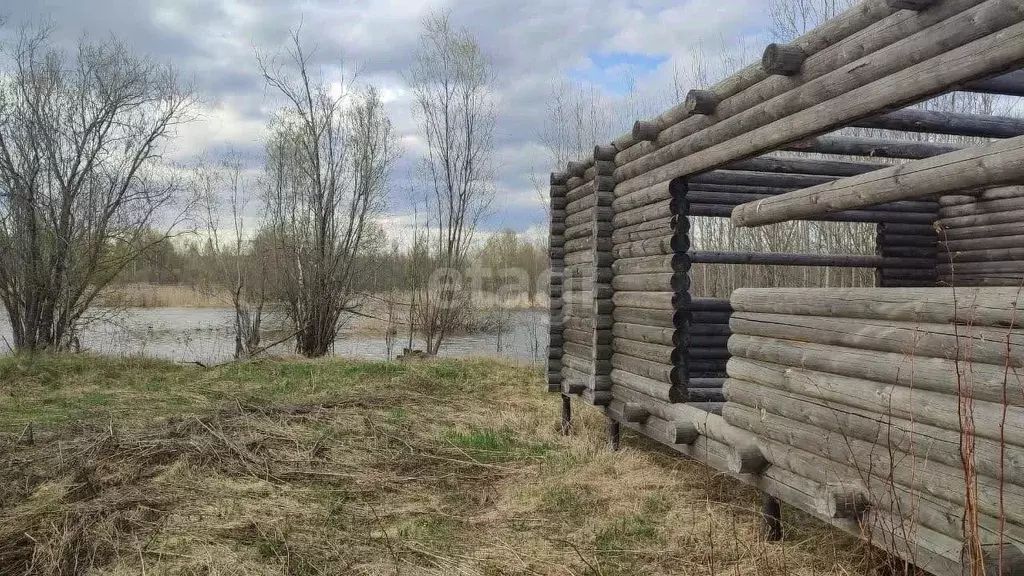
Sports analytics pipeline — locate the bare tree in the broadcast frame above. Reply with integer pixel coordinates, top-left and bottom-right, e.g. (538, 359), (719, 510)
(407, 12), (496, 355)
(0, 24), (196, 352)
(196, 154), (267, 359)
(258, 31), (400, 358)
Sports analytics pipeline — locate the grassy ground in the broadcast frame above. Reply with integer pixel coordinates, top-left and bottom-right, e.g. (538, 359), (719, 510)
(0, 355), (878, 575)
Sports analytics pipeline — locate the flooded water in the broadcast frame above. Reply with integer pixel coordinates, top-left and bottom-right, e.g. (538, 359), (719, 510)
(0, 308), (549, 366)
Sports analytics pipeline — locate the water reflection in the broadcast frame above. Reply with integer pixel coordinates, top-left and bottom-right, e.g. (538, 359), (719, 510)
(0, 308), (549, 366)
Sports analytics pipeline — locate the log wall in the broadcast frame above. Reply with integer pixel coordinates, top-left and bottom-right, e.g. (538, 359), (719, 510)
(726, 287), (1024, 573)
(938, 186), (1024, 286)
(542, 1), (1024, 574)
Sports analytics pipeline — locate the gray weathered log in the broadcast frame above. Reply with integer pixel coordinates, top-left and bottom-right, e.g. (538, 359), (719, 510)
(613, 306), (675, 328)
(733, 133), (1024, 227)
(730, 286), (1024, 327)
(938, 196), (1024, 218)
(632, 120), (661, 142)
(729, 311), (1024, 366)
(684, 89), (721, 115)
(852, 108), (1024, 138)
(963, 68), (1024, 96)
(613, 338), (678, 364)
(613, 235), (688, 258)
(762, 43), (807, 76)
(939, 221), (1024, 241)
(613, 322), (675, 346)
(727, 335), (1024, 407)
(611, 274), (676, 293)
(610, 369), (673, 403)
(782, 135), (964, 159)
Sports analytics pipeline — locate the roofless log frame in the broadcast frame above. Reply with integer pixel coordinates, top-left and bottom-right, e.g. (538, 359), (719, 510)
(544, 0), (1024, 574)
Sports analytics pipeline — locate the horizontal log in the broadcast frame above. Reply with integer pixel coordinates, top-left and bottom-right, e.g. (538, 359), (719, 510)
(724, 155), (888, 177)
(612, 291), (675, 310)
(730, 286), (1024, 326)
(688, 311), (732, 325)
(963, 68), (1024, 96)
(781, 135), (964, 159)
(689, 169), (837, 189)
(613, 338), (678, 364)
(610, 369), (674, 403)
(686, 347), (730, 360)
(938, 196), (1024, 218)
(612, 323), (676, 346)
(938, 221), (1024, 241)
(690, 250), (887, 268)
(695, 203), (936, 224)
(685, 335), (731, 348)
(613, 254), (687, 275)
(612, 226), (676, 245)
(685, 298), (732, 312)
(613, 199), (687, 229)
(612, 353), (677, 384)
(688, 323), (732, 336)
(688, 378), (725, 388)
(615, 273), (688, 293)
(937, 260), (1024, 275)
(729, 311), (1024, 366)
(942, 245), (1024, 262)
(727, 334), (1024, 406)
(939, 207), (1024, 230)
(686, 188), (938, 214)
(613, 235), (688, 259)
(625, 412), (701, 446)
(852, 108), (1024, 138)
(878, 246), (938, 259)
(565, 206), (612, 228)
(613, 306), (675, 328)
(685, 388), (725, 403)
(612, 215), (676, 237)
(734, 132), (1024, 227)
(878, 222), (938, 235)
(940, 275), (1024, 287)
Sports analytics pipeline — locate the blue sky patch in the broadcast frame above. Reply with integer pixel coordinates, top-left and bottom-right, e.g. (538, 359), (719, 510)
(571, 51), (669, 94)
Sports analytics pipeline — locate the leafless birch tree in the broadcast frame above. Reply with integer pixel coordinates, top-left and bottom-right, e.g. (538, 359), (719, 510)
(196, 155), (267, 359)
(407, 12), (496, 355)
(258, 32), (400, 357)
(0, 24), (196, 352)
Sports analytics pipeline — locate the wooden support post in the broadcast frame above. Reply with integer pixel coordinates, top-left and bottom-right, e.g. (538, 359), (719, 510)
(763, 494), (783, 541)
(607, 416), (621, 451)
(560, 393), (572, 435)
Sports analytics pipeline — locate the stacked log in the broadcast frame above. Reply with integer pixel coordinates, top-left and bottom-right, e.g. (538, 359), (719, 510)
(726, 287), (1024, 574)
(587, 147), (617, 406)
(610, 178), (687, 406)
(938, 186), (1024, 286)
(876, 222), (938, 287)
(560, 160), (598, 398)
(548, 172), (568, 392)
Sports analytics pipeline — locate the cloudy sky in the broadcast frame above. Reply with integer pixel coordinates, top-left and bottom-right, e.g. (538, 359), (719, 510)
(1, 0), (776, 243)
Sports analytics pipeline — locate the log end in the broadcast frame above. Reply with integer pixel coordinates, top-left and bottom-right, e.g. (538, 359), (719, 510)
(815, 483), (870, 519)
(727, 444), (768, 474)
(761, 43), (807, 76)
(566, 161), (587, 177)
(550, 171), (570, 185)
(594, 144), (618, 162)
(684, 89), (720, 115)
(632, 120), (661, 142)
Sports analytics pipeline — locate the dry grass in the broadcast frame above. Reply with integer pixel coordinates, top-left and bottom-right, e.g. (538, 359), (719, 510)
(96, 283), (231, 308)
(0, 355), (875, 575)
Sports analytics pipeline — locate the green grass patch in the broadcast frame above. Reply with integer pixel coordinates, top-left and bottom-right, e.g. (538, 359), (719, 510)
(442, 426), (551, 463)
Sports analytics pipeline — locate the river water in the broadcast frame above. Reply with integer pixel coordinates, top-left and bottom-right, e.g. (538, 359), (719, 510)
(0, 308), (549, 366)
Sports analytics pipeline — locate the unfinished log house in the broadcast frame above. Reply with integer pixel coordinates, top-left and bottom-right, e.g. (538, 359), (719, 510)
(546, 1), (1024, 574)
